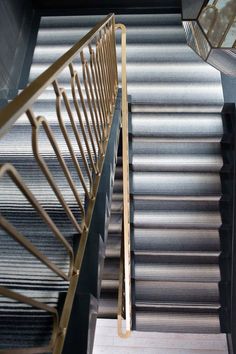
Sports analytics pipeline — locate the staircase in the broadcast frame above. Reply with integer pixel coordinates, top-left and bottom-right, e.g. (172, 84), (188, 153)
(126, 14), (224, 334)
(103, 10), (226, 345)
(0, 9), (229, 353)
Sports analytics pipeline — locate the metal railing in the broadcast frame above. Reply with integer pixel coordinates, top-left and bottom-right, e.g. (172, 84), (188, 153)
(0, 13), (128, 354)
(116, 23), (132, 338)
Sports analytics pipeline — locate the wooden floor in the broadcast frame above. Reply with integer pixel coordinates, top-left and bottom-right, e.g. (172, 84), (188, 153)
(93, 319), (228, 354)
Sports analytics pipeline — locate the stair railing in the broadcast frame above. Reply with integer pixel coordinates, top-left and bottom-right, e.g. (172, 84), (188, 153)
(116, 23), (132, 338)
(0, 13), (119, 354)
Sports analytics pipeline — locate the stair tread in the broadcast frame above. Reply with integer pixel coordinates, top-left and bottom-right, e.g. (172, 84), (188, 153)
(135, 311), (221, 334)
(135, 280), (220, 304)
(40, 14), (182, 27)
(135, 302), (221, 310)
(134, 251), (221, 257)
(132, 210), (222, 229)
(131, 154), (223, 172)
(131, 172), (222, 196)
(134, 263), (221, 282)
(131, 139), (222, 154)
(133, 228), (220, 252)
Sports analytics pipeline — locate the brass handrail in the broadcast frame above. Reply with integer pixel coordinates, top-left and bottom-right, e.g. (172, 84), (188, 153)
(115, 23), (132, 338)
(0, 13), (118, 353)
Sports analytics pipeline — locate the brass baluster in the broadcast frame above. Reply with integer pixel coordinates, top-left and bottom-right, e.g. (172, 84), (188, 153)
(104, 24), (115, 104)
(93, 40), (110, 130)
(53, 80), (92, 199)
(80, 51), (103, 157)
(69, 63), (98, 176)
(106, 23), (116, 103)
(96, 39), (110, 125)
(112, 16), (119, 87)
(99, 34), (112, 120)
(0, 163), (74, 280)
(27, 110), (86, 228)
(88, 44), (107, 140)
(83, 52), (104, 152)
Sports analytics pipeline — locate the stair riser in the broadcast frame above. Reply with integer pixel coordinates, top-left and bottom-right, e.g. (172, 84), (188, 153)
(133, 229), (220, 252)
(135, 281), (219, 304)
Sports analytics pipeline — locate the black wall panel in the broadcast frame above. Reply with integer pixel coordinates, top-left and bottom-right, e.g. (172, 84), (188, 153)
(32, 0), (181, 14)
(0, 0), (34, 102)
(32, 0), (181, 9)
(221, 74), (236, 105)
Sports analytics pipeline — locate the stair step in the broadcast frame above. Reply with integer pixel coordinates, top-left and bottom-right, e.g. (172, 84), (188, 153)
(24, 87), (223, 112)
(33, 43), (203, 64)
(134, 251), (220, 264)
(131, 154), (223, 172)
(135, 311), (221, 333)
(108, 214), (122, 234)
(29, 62), (220, 84)
(132, 210), (221, 229)
(113, 179), (123, 193)
(105, 236), (121, 258)
(114, 166), (123, 179)
(131, 139), (221, 155)
(131, 172), (222, 196)
(132, 195), (220, 211)
(135, 281), (219, 303)
(111, 200), (123, 213)
(101, 279), (119, 292)
(103, 259), (120, 280)
(133, 228), (220, 252)
(37, 26), (186, 46)
(98, 297), (117, 319)
(135, 302), (221, 311)
(129, 83), (223, 106)
(134, 263), (221, 282)
(132, 103), (223, 113)
(131, 113), (223, 138)
(110, 193), (123, 202)
(40, 14), (182, 28)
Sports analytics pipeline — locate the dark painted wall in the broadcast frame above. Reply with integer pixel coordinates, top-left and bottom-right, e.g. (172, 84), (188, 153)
(32, 0), (181, 10)
(0, 0), (34, 102)
(221, 74), (236, 105)
(32, 0), (181, 14)
(181, 0), (205, 19)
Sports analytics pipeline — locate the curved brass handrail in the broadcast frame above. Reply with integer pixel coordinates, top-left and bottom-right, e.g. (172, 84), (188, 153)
(115, 23), (132, 338)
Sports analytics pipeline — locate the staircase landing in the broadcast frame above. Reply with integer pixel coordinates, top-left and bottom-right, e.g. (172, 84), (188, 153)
(93, 319), (228, 354)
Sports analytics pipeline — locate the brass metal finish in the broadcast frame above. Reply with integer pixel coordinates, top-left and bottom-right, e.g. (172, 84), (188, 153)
(0, 14), (122, 353)
(53, 80), (91, 199)
(28, 109), (84, 234)
(115, 23), (132, 338)
(69, 63), (98, 175)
